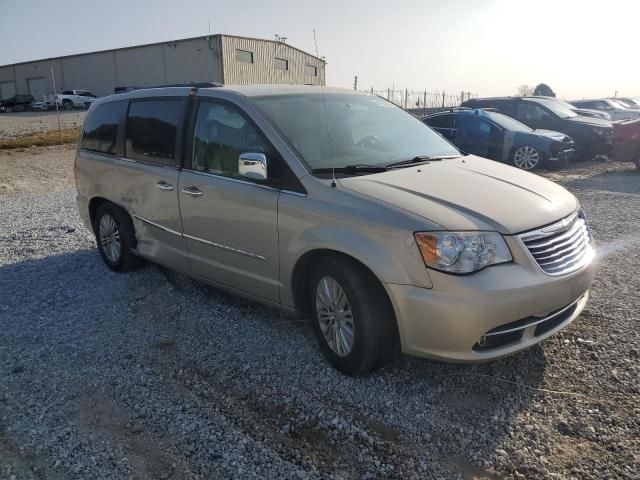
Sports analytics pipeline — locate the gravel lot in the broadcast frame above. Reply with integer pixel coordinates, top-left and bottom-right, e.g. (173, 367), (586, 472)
(1, 146), (639, 479)
(0, 111), (86, 139)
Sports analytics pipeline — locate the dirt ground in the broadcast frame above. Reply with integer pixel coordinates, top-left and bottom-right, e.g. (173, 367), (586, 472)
(0, 145), (76, 195)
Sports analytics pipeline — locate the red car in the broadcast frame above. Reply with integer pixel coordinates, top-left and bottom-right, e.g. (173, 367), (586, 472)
(612, 118), (640, 170)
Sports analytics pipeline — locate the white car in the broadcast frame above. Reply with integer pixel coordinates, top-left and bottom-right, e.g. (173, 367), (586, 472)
(44, 90), (97, 110)
(570, 98), (640, 122)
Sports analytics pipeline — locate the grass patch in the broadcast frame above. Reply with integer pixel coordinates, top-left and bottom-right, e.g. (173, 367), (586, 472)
(0, 127), (79, 150)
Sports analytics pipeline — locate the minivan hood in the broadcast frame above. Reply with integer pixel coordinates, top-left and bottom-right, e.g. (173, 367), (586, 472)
(338, 156), (578, 234)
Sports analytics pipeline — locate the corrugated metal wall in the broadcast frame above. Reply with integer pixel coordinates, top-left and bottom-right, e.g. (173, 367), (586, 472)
(0, 35), (325, 99)
(61, 51), (116, 97)
(221, 36), (325, 86)
(164, 37), (223, 84)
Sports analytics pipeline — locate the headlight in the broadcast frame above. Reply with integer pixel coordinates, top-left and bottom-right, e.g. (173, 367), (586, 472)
(414, 231), (512, 274)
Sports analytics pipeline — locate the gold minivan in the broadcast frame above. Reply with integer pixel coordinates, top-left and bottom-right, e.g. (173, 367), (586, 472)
(75, 84), (595, 375)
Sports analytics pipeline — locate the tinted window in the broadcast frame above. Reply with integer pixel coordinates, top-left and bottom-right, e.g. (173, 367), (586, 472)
(236, 49), (253, 63)
(81, 101), (126, 154)
(516, 103), (550, 122)
(424, 114), (455, 129)
(62, 90), (73, 95)
(274, 58), (288, 70)
(125, 99), (184, 166)
(304, 65), (317, 76)
(192, 101), (271, 179)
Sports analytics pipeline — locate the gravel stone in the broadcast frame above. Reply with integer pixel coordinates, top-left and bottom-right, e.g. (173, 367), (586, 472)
(1, 146), (639, 479)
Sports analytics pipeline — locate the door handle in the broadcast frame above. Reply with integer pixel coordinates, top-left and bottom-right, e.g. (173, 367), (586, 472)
(182, 186), (203, 197)
(156, 181), (174, 191)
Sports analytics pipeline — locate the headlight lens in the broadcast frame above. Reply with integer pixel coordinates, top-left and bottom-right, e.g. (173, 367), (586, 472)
(414, 231), (512, 274)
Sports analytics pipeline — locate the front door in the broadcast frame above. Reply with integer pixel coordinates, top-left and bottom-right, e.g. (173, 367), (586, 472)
(179, 99), (280, 302)
(456, 115), (491, 157)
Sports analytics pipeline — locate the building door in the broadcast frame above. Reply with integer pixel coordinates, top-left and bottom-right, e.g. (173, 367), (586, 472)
(26, 77), (46, 100)
(0, 82), (16, 100)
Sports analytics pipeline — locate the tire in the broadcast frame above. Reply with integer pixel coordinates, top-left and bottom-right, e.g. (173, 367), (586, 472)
(309, 256), (397, 375)
(510, 145), (542, 170)
(84, 102), (91, 109)
(93, 203), (139, 272)
(62, 100), (73, 111)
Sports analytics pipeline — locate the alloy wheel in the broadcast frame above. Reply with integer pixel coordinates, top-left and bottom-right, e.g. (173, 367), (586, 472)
(315, 276), (355, 357)
(513, 146), (540, 170)
(99, 214), (121, 263)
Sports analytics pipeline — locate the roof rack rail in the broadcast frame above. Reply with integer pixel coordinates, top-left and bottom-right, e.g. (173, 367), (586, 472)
(146, 82), (223, 89)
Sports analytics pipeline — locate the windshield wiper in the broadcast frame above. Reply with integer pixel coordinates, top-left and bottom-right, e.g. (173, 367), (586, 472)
(312, 164), (388, 174)
(386, 155), (460, 169)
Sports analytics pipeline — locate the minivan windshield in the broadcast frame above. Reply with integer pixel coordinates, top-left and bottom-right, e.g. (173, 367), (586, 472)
(252, 93), (460, 171)
(530, 98), (578, 119)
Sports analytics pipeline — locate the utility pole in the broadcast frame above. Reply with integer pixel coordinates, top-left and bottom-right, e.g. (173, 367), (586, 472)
(353, 75), (358, 91)
(423, 89), (427, 110)
(51, 66), (62, 144)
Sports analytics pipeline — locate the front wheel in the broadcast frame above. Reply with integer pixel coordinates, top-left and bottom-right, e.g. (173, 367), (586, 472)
(511, 145), (542, 170)
(94, 203), (139, 272)
(310, 256), (397, 375)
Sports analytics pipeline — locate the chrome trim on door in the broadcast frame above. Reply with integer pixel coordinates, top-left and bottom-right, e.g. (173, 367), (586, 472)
(183, 233), (267, 261)
(156, 181), (175, 191)
(131, 214), (182, 237)
(182, 186), (204, 196)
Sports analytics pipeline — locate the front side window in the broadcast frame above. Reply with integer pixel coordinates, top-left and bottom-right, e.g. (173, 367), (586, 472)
(516, 103), (549, 122)
(125, 99), (184, 166)
(81, 100), (126, 155)
(192, 101), (270, 179)
(252, 93), (459, 171)
(274, 58), (288, 70)
(236, 49), (253, 63)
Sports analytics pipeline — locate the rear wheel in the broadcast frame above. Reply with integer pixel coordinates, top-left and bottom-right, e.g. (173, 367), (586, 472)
(511, 145), (542, 170)
(62, 100), (73, 110)
(309, 256), (397, 375)
(94, 203), (139, 272)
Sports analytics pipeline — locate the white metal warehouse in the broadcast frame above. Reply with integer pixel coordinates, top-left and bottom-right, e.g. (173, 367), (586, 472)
(0, 34), (326, 100)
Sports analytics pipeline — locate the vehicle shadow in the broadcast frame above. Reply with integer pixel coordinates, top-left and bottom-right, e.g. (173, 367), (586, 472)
(1, 249), (548, 478)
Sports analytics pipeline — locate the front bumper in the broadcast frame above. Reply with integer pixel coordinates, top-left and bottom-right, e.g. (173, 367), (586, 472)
(385, 237), (594, 362)
(548, 147), (575, 163)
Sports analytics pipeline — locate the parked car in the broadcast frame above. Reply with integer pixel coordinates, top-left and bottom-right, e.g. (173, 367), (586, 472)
(75, 84), (594, 375)
(608, 97), (640, 109)
(569, 98), (640, 121)
(0, 94), (35, 112)
(114, 86), (139, 94)
(462, 96), (613, 160)
(423, 108), (575, 170)
(530, 96), (612, 121)
(44, 90), (97, 110)
(611, 118), (640, 170)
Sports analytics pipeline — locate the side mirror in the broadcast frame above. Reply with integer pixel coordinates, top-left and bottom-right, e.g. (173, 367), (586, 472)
(239, 152), (268, 181)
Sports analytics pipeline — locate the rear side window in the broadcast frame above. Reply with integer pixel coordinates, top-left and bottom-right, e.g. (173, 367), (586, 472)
(81, 101), (126, 155)
(125, 99), (184, 166)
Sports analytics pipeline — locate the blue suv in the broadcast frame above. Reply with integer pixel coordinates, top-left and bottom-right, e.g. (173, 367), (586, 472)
(423, 108), (575, 170)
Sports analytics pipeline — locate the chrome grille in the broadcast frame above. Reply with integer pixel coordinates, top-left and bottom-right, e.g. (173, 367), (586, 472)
(519, 211), (594, 276)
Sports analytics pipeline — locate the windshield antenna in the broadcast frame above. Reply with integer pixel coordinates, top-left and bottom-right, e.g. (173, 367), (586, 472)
(313, 29), (336, 188)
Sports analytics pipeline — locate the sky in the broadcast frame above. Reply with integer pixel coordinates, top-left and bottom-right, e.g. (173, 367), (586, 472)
(2, 0), (639, 99)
